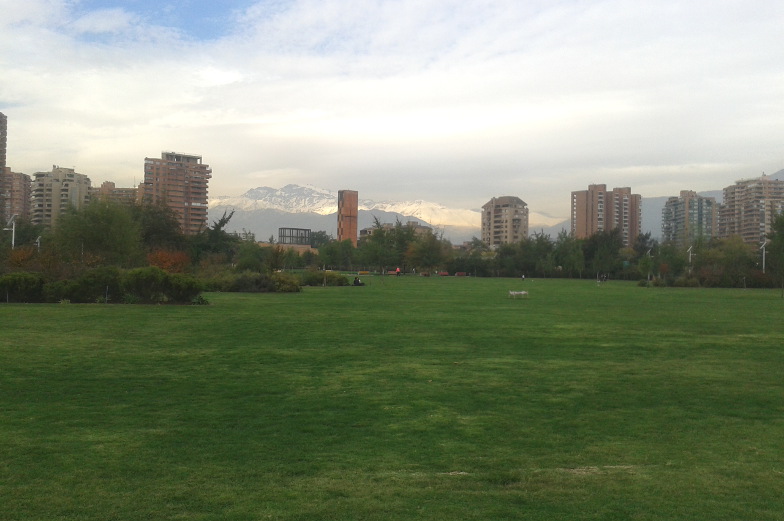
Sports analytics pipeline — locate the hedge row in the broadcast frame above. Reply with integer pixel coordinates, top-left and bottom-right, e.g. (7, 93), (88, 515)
(0, 267), (203, 304)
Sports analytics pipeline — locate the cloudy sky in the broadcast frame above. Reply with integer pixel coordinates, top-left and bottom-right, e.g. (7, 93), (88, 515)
(2, 0), (783, 218)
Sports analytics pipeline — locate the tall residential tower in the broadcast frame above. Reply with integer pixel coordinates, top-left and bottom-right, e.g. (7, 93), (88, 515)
(718, 175), (784, 244)
(139, 152), (212, 235)
(481, 196), (529, 247)
(661, 190), (718, 246)
(31, 166), (91, 228)
(571, 184), (641, 246)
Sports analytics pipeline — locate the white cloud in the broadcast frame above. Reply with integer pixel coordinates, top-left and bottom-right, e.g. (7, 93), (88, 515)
(70, 8), (139, 35)
(2, 0), (784, 219)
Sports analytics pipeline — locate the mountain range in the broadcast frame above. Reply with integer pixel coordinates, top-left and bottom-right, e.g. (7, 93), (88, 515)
(209, 170), (784, 244)
(209, 184), (564, 244)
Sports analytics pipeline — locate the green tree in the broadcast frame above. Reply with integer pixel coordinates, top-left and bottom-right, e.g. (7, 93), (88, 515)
(189, 210), (241, 263)
(310, 230), (333, 248)
(130, 203), (186, 251)
(583, 229), (623, 277)
(406, 231), (451, 273)
(53, 200), (143, 268)
(767, 211), (784, 296)
(554, 230), (584, 278)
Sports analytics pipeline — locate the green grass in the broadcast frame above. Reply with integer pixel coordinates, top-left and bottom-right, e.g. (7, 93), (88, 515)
(1, 277), (783, 520)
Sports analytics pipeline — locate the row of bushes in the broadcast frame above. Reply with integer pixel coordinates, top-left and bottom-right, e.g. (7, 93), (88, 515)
(0, 267), (354, 304)
(0, 267), (203, 304)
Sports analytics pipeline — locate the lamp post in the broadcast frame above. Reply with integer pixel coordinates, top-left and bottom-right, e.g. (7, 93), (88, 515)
(3, 214), (17, 249)
(761, 240), (767, 274)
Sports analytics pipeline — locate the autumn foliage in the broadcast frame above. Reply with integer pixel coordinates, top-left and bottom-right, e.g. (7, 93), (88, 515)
(147, 249), (191, 273)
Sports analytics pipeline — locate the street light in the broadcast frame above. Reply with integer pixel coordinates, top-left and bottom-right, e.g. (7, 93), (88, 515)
(761, 240), (767, 274)
(3, 214), (17, 249)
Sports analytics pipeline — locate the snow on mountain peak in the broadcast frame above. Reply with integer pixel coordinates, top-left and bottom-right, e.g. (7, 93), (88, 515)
(210, 184), (563, 229)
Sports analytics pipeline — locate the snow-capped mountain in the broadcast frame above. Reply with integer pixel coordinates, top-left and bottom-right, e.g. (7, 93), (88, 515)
(210, 184), (563, 230)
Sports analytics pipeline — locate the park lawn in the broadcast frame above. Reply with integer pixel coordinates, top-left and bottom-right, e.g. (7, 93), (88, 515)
(1, 276), (783, 520)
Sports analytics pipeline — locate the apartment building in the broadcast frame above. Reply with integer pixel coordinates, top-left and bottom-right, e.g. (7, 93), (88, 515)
(661, 190), (718, 246)
(337, 189), (358, 247)
(0, 112), (6, 170)
(719, 175), (784, 244)
(481, 196), (529, 247)
(31, 166), (91, 228)
(1, 168), (32, 222)
(94, 181), (138, 205)
(139, 152), (211, 235)
(571, 184), (641, 246)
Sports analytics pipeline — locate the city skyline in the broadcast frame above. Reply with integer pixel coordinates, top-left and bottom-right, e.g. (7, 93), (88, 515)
(1, 1), (783, 220)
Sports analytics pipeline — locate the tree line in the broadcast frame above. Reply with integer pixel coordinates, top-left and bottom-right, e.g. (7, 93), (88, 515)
(3, 201), (784, 301)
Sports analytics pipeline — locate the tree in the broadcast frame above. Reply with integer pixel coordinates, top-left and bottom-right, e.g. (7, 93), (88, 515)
(189, 210), (241, 263)
(767, 211), (784, 296)
(53, 200), (143, 268)
(130, 203), (185, 251)
(406, 231), (451, 273)
(310, 230), (333, 249)
(583, 229), (623, 277)
(554, 230), (584, 278)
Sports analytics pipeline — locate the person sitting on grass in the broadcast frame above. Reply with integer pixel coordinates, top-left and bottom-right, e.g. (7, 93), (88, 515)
(353, 277), (365, 286)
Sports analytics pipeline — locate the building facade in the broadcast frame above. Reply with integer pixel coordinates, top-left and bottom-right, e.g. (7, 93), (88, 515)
(1, 168), (32, 222)
(0, 112), (6, 170)
(94, 181), (138, 205)
(139, 152), (211, 235)
(571, 184), (641, 246)
(661, 190), (718, 246)
(337, 189), (358, 247)
(481, 196), (529, 247)
(31, 166), (91, 228)
(719, 175), (784, 244)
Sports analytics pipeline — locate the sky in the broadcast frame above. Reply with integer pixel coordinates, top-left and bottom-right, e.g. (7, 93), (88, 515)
(1, 0), (783, 219)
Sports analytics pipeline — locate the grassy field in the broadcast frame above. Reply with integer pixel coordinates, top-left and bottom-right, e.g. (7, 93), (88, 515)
(1, 276), (783, 520)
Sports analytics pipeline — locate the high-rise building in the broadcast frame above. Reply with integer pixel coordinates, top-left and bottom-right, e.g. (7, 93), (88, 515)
(481, 196), (529, 247)
(31, 166), (91, 228)
(1, 168), (32, 222)
(337, 190), (358, 247)
(0, 112), (7, 170)
(661, 190), (718, 246)
(718, 175), (784, 244)
(571, 184), (641, 246)
(1, 112), (8, 220)
(139, 152), (211, 235)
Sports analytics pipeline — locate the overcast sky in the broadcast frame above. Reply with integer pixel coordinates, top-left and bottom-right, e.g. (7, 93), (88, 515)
(1, 0), (783, 218)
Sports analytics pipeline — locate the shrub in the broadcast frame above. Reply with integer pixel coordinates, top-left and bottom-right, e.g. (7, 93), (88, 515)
(122, 266), (168, 303)
(165, 273), (204, 303)
(0, 272), (45, 303)
(229, 271), (277, 292)
(272, 272), (302, 292)
(43, 280), (78, 303)
(298, 270), (349, 287)
(72, 266), (123, 303)
(672, 276), (700, 287)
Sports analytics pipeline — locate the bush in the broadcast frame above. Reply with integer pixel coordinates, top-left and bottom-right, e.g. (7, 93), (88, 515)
(0, 272), (45, 303)
(298, 270), (349, 287)
(43, 280), (78, 303)
(272, 272), (302, 292)
(165, 273), (204, 303)
(73, 266), (123, 303)
(672, 276), (700, 287)
(122, 266), (168, 303)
